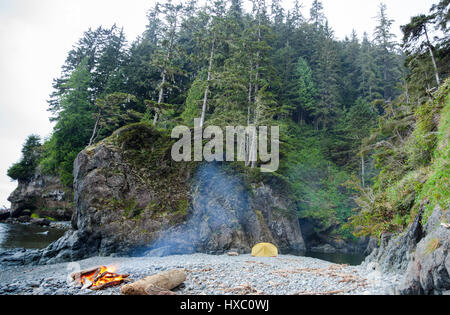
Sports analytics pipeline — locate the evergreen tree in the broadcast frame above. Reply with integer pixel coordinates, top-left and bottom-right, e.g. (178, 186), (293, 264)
(42, 58), (94, 186)
(7, 135), (42, 182)
(310, 0), (326, 29)
(311, 22), (341, 130)
(150, 0), (184, 125)
(340, 30), (362, 108)
(89, 93), (144, 145)
(294, 57), (316, 124)
(373, 3), (403, 102)
(402, 14), (441, 87)
(48, 26), (127, 120)
(358, 32), (382, 101)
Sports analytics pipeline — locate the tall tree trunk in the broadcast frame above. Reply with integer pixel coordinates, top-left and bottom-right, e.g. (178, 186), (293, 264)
(200, 35), (216, 128)
(424, 25), (440, 87)
(247, 62), (253, 126)
(361, 151), (365, 188)
(154, 16), (177, 126)
(251, 2), (262, 169)
(154, 71), (166, 125)
(246, 63), (253, 167)
(89, 112), (101, 146)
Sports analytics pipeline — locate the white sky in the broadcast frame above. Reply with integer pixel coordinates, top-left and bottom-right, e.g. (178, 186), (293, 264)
(0, 0), (437, 207)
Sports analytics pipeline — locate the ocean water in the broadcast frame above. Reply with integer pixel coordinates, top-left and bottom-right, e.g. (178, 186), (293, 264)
(0, 223), (66, 250)
(305, 251), (366, 266)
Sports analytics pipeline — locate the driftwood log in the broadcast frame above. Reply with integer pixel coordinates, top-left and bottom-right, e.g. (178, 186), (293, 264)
(120, 269), (187, 295)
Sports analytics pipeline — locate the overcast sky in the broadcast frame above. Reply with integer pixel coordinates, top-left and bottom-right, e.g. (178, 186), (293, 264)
(0, 0), (437, 207)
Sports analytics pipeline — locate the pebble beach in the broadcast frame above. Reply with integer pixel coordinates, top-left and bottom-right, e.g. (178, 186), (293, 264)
(0, 254), (402, 295)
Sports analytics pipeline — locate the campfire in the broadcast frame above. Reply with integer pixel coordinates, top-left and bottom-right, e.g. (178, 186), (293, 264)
(71, 266), (131, 291)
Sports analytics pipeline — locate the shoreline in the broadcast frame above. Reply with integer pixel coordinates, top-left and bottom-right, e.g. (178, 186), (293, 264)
(0, 253), (402, 295)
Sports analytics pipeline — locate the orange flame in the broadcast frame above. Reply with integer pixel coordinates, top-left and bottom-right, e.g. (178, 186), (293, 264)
(80, 265), (127, 290)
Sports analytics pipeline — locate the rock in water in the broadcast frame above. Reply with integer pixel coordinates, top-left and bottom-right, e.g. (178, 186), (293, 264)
(7, 170), (73, 221)
(0, 209), (10, 221)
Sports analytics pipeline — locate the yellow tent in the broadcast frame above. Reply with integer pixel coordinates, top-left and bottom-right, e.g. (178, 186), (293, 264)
(251, 243), (278, 257)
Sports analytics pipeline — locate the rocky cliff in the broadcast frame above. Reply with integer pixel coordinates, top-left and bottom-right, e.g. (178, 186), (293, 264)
(145, 163), (305, 256)
(398, 206), (449, 295)
(6, 123), (305, 265)
(362, 82), (450, 295)
(363, 204), (449, 295)
(7, 170), (73, 221)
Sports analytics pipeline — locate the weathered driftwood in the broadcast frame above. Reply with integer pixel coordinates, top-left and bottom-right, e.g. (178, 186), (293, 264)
(156, 290), (178, 296)
(294, 289), (346, 295)
(91, 279), (130, 291)
(120, 269), (186, 295)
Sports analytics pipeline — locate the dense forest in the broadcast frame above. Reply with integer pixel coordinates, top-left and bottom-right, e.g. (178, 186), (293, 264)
(8, 0), (449, 241)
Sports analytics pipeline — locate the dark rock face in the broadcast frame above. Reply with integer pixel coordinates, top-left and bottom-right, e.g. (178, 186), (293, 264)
(68, 124), (194, 258)
(250, 183), (305, 253)
(66, 123), (305, 258)
(363, 208), (424, 273)
(146, 164), (305, 256)
(7, 171), (73, 220)
(398, 207), (450, 295)
(69, 124), (305, 258)
(363, 205), (449, 295)
(0, 209), (10, 220)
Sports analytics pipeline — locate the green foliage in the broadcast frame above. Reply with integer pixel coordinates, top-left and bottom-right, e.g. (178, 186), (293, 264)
(348, 78), (450, 237)
(7, 135), (42, 181)
(181, 77), (205, 126)
(294, 57), (316, 120)
(41, 58), (94, 186)
(283, 122), (353, 234)
(417, 82), (450, 222)
(92, 92), (144, 143)
(18, 0), (430, 240)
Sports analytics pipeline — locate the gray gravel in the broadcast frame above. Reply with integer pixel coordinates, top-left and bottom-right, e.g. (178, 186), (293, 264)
(0, 254), (402, 295)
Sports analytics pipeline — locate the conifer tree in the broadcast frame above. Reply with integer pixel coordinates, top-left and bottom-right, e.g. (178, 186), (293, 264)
(373, 3), (403, 102)
(402, 14), (441, 87)
(311, 22), (341, 130)
(310, 0), (326, 29)
(150, 0), (184, 125)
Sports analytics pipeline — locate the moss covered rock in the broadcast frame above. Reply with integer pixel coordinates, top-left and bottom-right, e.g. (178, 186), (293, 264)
(49, 122), (306, 260)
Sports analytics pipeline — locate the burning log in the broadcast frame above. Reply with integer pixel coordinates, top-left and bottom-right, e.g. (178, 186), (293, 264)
(120, 269), (186, 295)
(70, 266), (130, 291)
(70, 266), (103, 283)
